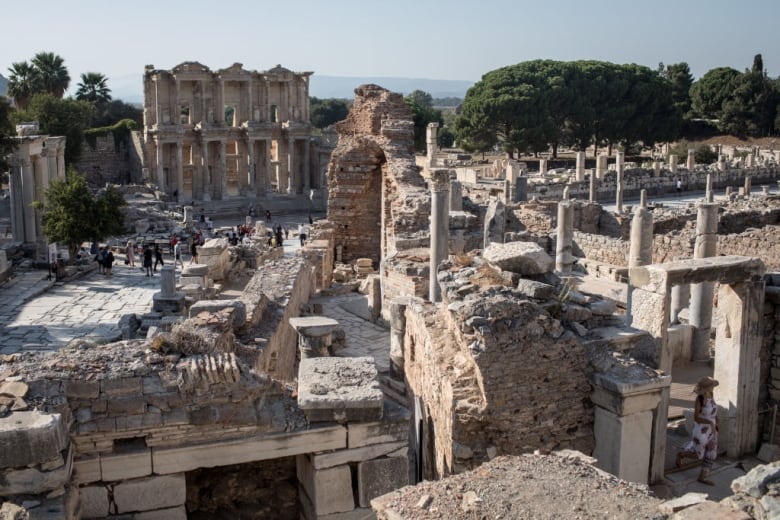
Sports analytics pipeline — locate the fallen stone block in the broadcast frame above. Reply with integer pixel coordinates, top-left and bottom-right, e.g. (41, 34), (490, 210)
(0, 411), (68, 468)
(658, 492), (708, 514)
(483, 241), (553, 275)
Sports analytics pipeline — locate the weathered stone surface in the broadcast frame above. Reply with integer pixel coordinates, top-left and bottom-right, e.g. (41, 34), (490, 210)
(113, 474), (186, 514)
(658, 492), (708, 514)
(0, 462), (70, 495)
(483, 242), (554, 275)
(188, 299), (247, 327)
(80, 485), (110, 519)
(289, 316), (341, 337)
(134, 506), (188, 520)
(515, 279), (556, 299)
(358, 456), (409, 508)
(0, 381), (29, 398)
(298, 357), (384, 423)
(297, 457), (355, 515)
(348, 400), (410, 449)
(312, 441), (407, 470)
(668, 500), (751, 519)
(73, 456), (101, 484)
(731, 460), (780, 497)
(0, 411), (68, 468)
(100, 449), (152, 481)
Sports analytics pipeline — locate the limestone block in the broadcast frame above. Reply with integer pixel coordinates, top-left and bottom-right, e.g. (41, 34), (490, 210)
(0, 411), (68, 468)
(80, 485), (110, 519)
(0, 381), (29, 398)
(593, 407), (653, 484)
(483, 242), (554, 275)
(152, 292), (186, 313)
(357, 456), (409, 508)
(348, 400), (410, 449)
(515, 279), (556, 300)
(134, 506), (188, 520)
(188, 299), (247, 326)
(298, 357), (384, 423)
(113, 474), (186, 514)
(311, 441), (406, 470)
(288, 316), (341, 337)
(297, 457), (355, 515)
(73, 456), (101, 484)
(731, 460), (780, 497)
(0, 462), (70, 495)
(101, 377), (142, 397)
(101, 449), (152, 481)
(152, 426), (346, 474)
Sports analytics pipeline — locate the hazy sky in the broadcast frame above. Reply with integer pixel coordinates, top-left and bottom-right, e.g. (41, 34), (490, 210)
(2, 0), (778, 94)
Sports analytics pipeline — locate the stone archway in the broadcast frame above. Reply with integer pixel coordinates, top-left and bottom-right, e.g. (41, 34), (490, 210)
(628, 255), (765, 483)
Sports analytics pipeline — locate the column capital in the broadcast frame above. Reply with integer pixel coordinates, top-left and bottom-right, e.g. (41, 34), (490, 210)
(429, 169), (450, 191)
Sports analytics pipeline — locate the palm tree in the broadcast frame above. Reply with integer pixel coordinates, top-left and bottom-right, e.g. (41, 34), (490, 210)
(75, 72), (112, 104)
(31, 52), (70, 98)
(7, 61), (40, 110)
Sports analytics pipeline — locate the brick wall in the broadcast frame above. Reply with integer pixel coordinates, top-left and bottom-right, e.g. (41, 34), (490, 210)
(75, 134), (143, 187)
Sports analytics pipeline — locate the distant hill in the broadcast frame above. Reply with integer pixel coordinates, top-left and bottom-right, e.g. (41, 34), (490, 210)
(0, 74), (7, 97)
(107, 73), (473, 104)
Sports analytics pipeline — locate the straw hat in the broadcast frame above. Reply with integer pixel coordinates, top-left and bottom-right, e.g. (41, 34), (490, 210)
(694, 376), (719, 394)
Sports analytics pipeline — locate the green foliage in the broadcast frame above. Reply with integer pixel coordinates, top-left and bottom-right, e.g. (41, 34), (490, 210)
(6, 61), (40, 110)
(432, 97), (462, 107)
(30, 52), (70, 98)
(456, 60), (680, 158)
(84, 119), (137, 151)
(0, 96), (16, 173)
(15, 93), (93, 165)
(438, 126), (455, 148)
(404, 92), (443, 152)
(33, 170), (126, 261)
(669, 140), (717, 164)
(690, 67), (741, 119)
(91, 99), (142, 129)
(310, 97), (350, 129)
(75, 72), (111, 104)
(661, 62), (694, 119)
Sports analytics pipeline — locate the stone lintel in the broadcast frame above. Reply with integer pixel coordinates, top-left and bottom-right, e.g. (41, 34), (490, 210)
(289, 316), (341, 337)
(151, 425), (346, 474)
(630, 256), (764, 292)
(590, 381), (666, 417)
(310, 441), (407, 470)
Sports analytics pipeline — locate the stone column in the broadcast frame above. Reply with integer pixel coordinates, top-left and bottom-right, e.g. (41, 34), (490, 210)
(201, 141), (210, 200)
(555, 200), (574, 275)
(653, 160), (662, 177)
(687, 149), (695, 171)
(595, 155), (607, 180)
(183, 206), (194, 227)
(175, 142), (183, 202)
(615, 151), (625, 172)
(713, 279), (765, 458)
(219, 141), (227, 200)
(669, 154), (678, 173)
(615, 159), (624, 214)
(705, 173), (714, 202)
(429, 170), (450, 303)
(575, 151), (585, 182)
(155, 140), (165, 189)
(744, 175), (752, 195)
(689, 202), (719, 361)
(8, 160), (26, 243)
(247, 139), (256, 195)
(589, 169), (597, 202)
(718, 155), (726, 171)
(287, 137), (295, 194)
(264, 139), (272, 194)
(514, 176), (528, 203)
(670, 283), (690, 324)
(539, 159), (548, 175)
(449, 180), (463, 211)
(746, 154), (755, 168)
(503, 179), (511, 204)
(303, 138), (311, 191)
(288, 316), (340, 359)
(389, 296), (412, 380)
(426, 122), (439, 170)
(160, 265), (176, 298)
(628, 191), (653, 268)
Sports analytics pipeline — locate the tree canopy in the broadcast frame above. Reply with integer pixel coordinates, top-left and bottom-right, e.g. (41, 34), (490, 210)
(310, 97), (350, 129)
(0, 96), (16, 174)
(30, 52), (70, 99)
(75, 72), (111, 104)
(33, 171), (126, 262)
(455, 60), (680, 158)
(404, 91), (444, 152)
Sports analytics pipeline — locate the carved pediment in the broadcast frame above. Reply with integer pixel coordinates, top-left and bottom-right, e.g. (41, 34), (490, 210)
(172, 61), (212, 74)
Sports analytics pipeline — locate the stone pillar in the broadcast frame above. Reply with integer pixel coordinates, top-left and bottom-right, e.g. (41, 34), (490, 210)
(713, 279), (765, 458)
(514, 176), (528, 202)
(670, 283), (690, 324)
(539, 159), (548, 175)
(653, 160), (661, 177)
(8, 161), (25, 243)
(247, 139), (256, 195)
(615, 160), (624, 214)
(389, 296), (412, 379)
(218, 141), (227, 200)
(703, 173), (713, 202)
(669, 154), (678, 173)
(591, 373), (669, 485)
(152, 265), (185, 313)
(201, 141), (211, 200)
(426, 122), (439, 170)
(503, 179), (511, 204)
(595, 155), (607, 180)
(555, 200), (574, 275)
(725, 186), (732, 197)
(160, 265), (176, 298)
(429, 170), (450, 303)
(744, 175), (752, 195)
(288, 316), (340, 359)
(263, 139), (271, 194)
(628, 191), (653, 268)
(689, 202), (719, 361)
(575, 151), (585, 182)
(687, 149), (695, 171)
(589, 169), (597, 202)
(718, 155), (726, 171)
(175, 142), (183, 202)
(156, 140), (165, 189)
(615, 151), (625, 172)
(287, 137), (295, 194)
(746, 154), (755, 168)
(505, 161), (520, 184)
(303, 138), (311, 191)
(449, 180), (463, 211)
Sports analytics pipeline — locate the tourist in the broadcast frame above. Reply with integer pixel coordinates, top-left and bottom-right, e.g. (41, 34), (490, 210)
(153, 244), (165, 272)
(265, 209), (272, 221)
(675, 376), (719, 485)
(298, 223), (308, 246)
(125, 241), (135, 267)
(170, 233), (178, 255)
(96, 246), (106, 274)
(200, 210), (206, 223)
(190, 238), (199, 265)
(104, 247), (115, 276)
(676, 178), (682, 196)
(173, 241), (184, 270)
(143, 245), (153, 276)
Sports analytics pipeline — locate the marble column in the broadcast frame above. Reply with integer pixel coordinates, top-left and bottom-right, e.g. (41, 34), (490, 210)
(287, 137), (295, 194)
(718, 155), (726, 171)
(555, 200), (574, 275)
(575, 151), (586, 182)
(687, 149), (695, 171)
(264, 139), (271, 194)
(429, 170), (450, 303)
(201, 140), (210, 200)
(219, 141), (227, 200)
(389, 296), (412, 379)
(744, 175), (752, 195)
(689, 202), (719, 361)
(539, 159), (548, 175)
(595, 155), (607, 180)
(705, 173), (714, 202)
(615, 151), (625, 171)
(247, 139), (256, 195)
(426, 122), (439, 170)
(615, 159), (624, 214)
(670, 283), (690, 324)
(628, 190), (653, 268)
(303, 138), (311, 191)
(589, 169), (597, 202)
(175, 142), (183, 202)
(653, 160), (662, 177)
(669, 154), (678, 173)
(155, 140), (165, 189)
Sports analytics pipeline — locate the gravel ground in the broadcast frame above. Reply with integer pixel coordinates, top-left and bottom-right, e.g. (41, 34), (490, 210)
(372, 453), (665, 520)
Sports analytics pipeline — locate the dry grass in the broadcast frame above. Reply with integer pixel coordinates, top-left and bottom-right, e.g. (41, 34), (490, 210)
(469, 265), (509, 287)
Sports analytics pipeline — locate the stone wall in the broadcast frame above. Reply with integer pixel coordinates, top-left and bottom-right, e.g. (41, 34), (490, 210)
(326, 84), (429, 264)
(76, 134), (142, 187)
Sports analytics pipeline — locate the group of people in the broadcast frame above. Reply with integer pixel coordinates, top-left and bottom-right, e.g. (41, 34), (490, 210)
(95, 246), (115, 275)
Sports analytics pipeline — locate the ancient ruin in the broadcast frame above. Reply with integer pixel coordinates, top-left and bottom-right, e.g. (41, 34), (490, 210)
(6, 79), (780, 519)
